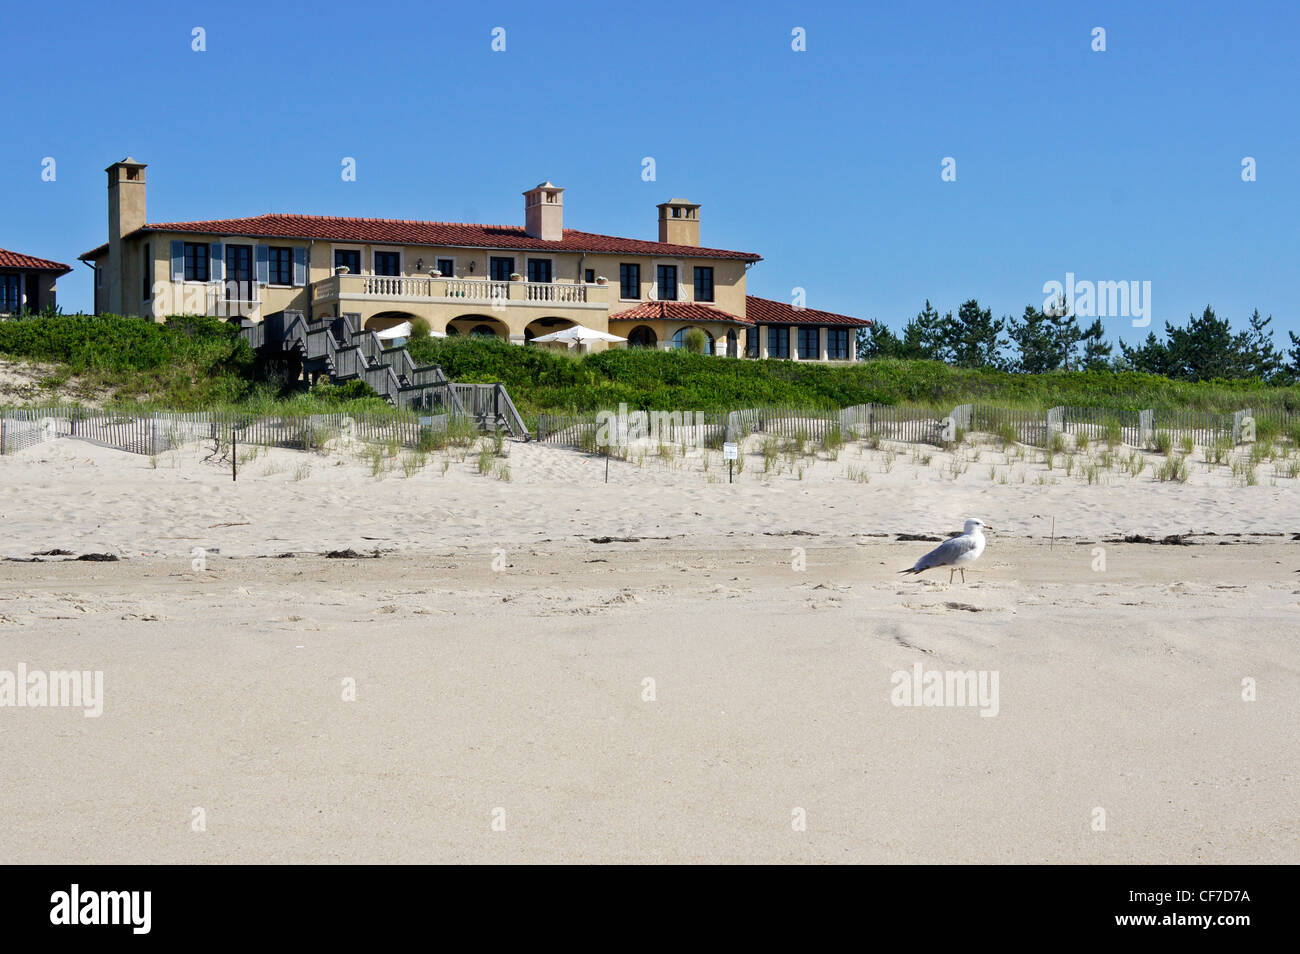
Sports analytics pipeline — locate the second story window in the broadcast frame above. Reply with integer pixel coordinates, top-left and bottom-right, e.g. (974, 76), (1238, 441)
(619, 263), (640, 300)
(490, 256), (515, 282)
(527, 258), (552, 283)
(183, 242), (210, 282)
(693, 266), (714, 302)
(268, 247), (293, 285)
(656, 265), (678, 301)
(334, 249), (360, 274)
(142, 243), (152, 300)
(374, 251), (400, 276)
(437, 258), (454, 277)
(584, 268), (595, 284)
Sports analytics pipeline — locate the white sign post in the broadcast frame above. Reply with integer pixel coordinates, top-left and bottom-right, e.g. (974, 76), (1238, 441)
(723, 441), (738, 483)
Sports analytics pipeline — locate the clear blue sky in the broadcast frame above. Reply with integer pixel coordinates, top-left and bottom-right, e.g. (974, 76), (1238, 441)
(5, 0), (1296, 348)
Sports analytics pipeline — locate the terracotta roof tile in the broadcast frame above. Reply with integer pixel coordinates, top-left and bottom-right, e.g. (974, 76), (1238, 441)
(744, 295), (870, 326)
(80, 213), (762, 263)
(0, 248), (72, 273)
(610, 301), (752, 325)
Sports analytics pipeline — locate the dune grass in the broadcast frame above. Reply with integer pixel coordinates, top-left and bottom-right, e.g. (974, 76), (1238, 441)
(4, 314), (1299, 420)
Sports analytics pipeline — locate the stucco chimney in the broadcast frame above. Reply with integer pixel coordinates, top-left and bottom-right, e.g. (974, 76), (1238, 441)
(657, 198), (700, 247)
(523, 181), (564, 241)
(106, 157), (147, 314)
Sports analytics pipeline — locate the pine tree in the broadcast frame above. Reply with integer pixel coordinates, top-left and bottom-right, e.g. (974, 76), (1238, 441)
(1009, 305), (1056, 373)
(1044, 295), (1084, 371)
(1165, 306), (1241, 380)
(857, 321), (903, 359)
(1079, 318), (1113, 371)
(900, 301), (945, 361)
(1239, 309), (1283, 381)
(944, 299), (1008, 369)
(1119, 331), (1173, 376)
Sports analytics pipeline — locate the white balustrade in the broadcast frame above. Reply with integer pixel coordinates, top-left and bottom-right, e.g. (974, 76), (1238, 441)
(525, 282), (586, 303)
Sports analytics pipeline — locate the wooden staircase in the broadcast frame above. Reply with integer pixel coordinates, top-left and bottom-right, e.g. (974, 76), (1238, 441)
(239, 311), (529, 439)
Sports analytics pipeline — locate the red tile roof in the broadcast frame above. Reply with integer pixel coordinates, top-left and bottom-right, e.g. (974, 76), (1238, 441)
(79, 213), (762, 263)
(0, 248), (72, 273)
(744, 295), (870, 326)
(610, 300), (752, 325)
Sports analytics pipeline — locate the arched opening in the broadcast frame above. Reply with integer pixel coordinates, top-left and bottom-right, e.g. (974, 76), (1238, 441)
(524, 317), (577, 343)
(626, 325), (658, 349)
(671, 326), (714, 355)
(363, 311), (422, 347)
(725, 329), (738, 358)
(363, 311), (418, 333)
(445, 315), (509, 340)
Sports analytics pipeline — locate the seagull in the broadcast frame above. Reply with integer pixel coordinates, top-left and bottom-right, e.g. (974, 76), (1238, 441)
(899, 518), (991, 583)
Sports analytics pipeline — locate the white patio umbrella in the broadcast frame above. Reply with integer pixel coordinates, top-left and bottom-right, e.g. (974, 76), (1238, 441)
(530, 325), (626, 346)
(373, 321), (412, 340)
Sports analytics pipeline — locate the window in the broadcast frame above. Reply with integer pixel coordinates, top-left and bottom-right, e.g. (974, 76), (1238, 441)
(0, 274), (20, 312)
(268, 246), (294, 285)
(656, 265), (678, 300)
(142, 243), (152, 300)
(490, 256), (515, 282)
(767, 325), (789, 358)
(798, 326), (820, 359)
(183, 242), (210, 282)
(527, 258), (552, 283)
(334, 249), (360, 274)
(827, 328), (851, 360)
(745, 327), (758, 357)
(693, 266), (714, 302)
(96, 265), (103, 288)
(584, 269), (595, 284)
(619, 263), (640, 299)
(627, 325), (657, 348)
(436, 258), (454, 277)
(373, 251), (400, 277)
(226, 245), (253, 300)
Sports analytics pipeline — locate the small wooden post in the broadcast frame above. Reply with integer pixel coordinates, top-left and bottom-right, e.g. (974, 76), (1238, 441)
(232, 427), (238, 482)
(605, 444), (610, 483)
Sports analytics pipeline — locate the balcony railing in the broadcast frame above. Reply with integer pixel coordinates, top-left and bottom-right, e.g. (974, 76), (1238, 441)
(444, 279), (510, 302)
(526, 282), (589, 303)
(313, 274), (603, 308)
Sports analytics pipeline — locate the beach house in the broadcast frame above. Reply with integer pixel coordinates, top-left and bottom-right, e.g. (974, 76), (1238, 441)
(0, 248), (71, 315)
(80, 159), (868, 361)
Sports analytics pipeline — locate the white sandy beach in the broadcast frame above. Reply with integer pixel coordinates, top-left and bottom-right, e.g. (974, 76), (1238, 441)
(1, 434), (1297, 863)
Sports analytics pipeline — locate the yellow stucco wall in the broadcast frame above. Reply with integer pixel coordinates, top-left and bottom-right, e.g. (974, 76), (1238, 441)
(91, 234), (753, 336)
